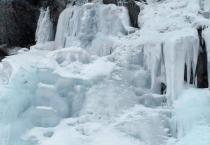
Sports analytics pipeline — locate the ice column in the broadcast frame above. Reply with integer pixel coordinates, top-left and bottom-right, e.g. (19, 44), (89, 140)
(164, 36), (199, 103)
(36, 7), (54, 44)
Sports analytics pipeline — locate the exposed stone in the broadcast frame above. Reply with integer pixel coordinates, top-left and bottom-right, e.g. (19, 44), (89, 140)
(0, 0), (67, 48)
(103, 0), (117, 5)
(0, 0), (39, 47)
(49, 0), (67, 34)
(0, 44), (9, 61)
(196, 28), (209, 88)
(125, 0), (140, 28)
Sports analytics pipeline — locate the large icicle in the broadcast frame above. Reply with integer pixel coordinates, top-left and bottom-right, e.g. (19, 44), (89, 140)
(163, 33), (199, 103)
(138, 29), (199, 103)
(140, 43), (163, 94)
(36, 7), (54, 44)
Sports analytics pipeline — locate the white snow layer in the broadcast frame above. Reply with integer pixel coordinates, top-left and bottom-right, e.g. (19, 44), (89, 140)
(1, 0), (210, 145)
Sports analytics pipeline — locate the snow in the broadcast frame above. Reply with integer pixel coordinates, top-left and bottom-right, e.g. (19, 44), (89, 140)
(1, 0), (210, 145)
(171, 88), (210, 145)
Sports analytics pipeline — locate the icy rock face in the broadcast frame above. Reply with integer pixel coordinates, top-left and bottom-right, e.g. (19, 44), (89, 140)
(43, 0), (67, 33)
(0, 0), (39, 47)
(0, 0), (67, 47)
(126, 0), (140, 28)
(137, 0), (206, 103)
(131, 31), (199, 103)
(195, 28), (208, 88)
(103, 0), (140, 28)
(202, 28), (210, 89)
(2, 0), (210, 144)
(36, 7), (54, 44)
(0, 45), (9, 61)
(54, 3), (135, 55)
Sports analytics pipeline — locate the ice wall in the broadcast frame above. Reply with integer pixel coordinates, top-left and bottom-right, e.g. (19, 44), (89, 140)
(36, 7), (54, 44)
(0, 46), (140, 144)
(54, 3), (135, 56)
(0, 58), (38, 145)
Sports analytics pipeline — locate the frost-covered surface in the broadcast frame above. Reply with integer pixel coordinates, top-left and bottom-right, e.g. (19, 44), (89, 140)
(1, 0), (210, 145)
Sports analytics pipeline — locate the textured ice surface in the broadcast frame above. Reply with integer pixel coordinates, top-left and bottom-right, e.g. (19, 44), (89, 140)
(36, 7), (54, 44)
(54, 3), (135, 55)
(1, 0), (210, 145)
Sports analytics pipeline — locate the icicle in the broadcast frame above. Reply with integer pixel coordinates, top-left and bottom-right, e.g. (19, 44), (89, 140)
(141, 43), (163, 94)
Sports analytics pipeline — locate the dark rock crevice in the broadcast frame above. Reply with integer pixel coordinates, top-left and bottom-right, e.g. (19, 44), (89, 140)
(0, 0), (67, 48)
(196, 28), (209, 88)
(0, 0), (40, 47)
(0, 44), (9, 61)
(184, 63), (194, 84)
(125, 0), (140, 28)
(41, 0), (67, 35)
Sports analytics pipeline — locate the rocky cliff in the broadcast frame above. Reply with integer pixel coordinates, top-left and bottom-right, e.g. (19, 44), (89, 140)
(0, 0), (67, 48)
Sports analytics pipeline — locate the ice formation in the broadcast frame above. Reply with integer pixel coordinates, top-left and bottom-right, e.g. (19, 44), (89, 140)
(1, 0), (210, 145)
(201, 0), (210, 12)
(36, 7), (54, 44)
(54, 3), (136, 55)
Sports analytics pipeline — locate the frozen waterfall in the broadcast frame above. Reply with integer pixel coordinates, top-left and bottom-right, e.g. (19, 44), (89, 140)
(36, 7), (54, 44)
(1, 0), (210, 144)
(54, 3), (136, 56)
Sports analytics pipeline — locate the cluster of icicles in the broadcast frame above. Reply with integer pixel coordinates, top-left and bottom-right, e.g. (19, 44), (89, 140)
(35, 2), (210, 104)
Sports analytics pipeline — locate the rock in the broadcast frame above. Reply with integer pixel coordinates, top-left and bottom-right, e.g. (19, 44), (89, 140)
(49, 0), (67, 34)
(196, 28), (209, 88)
(125, 0), (140, 28)
(0, 0), (39, 47)
(0, 44), (9, 61)
(0, 0), (67, 48)
(103, 0), (117, 5)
